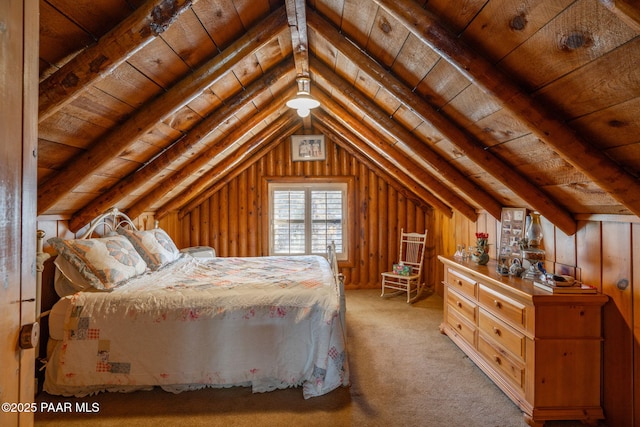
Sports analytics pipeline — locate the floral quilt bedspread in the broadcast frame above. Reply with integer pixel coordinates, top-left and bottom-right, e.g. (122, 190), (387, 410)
(44, 255), (349, 398)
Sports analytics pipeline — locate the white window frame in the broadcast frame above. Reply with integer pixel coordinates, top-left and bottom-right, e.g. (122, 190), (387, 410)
(268, 181), (348, 260)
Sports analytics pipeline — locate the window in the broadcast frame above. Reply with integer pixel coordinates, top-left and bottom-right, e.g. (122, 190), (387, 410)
(269, 182), (348, 259)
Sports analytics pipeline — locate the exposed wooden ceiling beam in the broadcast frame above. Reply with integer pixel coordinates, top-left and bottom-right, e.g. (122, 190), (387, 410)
(312, 88), (473, 220)
(307, 9), (577, 236)
(68, 59), (295, 232)
(285, 0), (310, 77)
(125, 86), (297, 221)
(311, 58), (495, 221)
(37, 6), (288, 215)
(373, 0), (640, 227)
(599, 0), (640, 31)
(39, 0), (198, 122)
(176, 115), (302, 219)
(314, 113), (443, 216)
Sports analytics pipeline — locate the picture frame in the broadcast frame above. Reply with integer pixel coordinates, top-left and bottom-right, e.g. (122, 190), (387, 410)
(291, 135), (325, 161)
(498, 207), (527, 265)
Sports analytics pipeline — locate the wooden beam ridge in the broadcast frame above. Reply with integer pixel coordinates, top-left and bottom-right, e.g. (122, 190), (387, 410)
(39, 0), (198, 122)
(37, 6), (288, 215)
(308, 10), (577, 236)
(313, 92), (475, 220)
(314, 119), (437, 216)
(125, 88), (296, 220)
(285, 0), (310, 77)
(67, 60), (295, 232)
(373, 0), (640, 222)
(310, 58), (495, 220)
(176, 116), (302, 219)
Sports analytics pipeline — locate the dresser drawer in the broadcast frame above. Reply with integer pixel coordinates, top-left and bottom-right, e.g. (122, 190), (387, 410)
(479, 309), (525, 359)
(477, 333), (525, 390)
(447, 288), (477, 323)
(478, 285), (525, 329)
(446, 307), (476, 346)
(447, 268), (477, 299)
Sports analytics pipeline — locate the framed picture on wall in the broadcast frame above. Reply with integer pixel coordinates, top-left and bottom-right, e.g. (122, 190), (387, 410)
(498, 207), (527, 264)
(291, 135), (325, 161)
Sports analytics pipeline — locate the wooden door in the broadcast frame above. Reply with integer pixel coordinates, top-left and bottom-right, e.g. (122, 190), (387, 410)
(0, 0), (38, 426)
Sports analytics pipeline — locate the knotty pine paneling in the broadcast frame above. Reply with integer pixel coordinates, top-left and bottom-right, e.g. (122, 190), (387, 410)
(172, 135), (435, 290)
(601, 221), (633, 427)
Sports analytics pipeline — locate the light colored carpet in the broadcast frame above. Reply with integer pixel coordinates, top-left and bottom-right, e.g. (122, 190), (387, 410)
(35, 289), (595, 426)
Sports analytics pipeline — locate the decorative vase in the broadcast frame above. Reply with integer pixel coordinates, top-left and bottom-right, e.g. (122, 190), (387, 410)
(471, 247), (489, 265)
(476, 252), (490, 265)
(473, 232), (490, 265)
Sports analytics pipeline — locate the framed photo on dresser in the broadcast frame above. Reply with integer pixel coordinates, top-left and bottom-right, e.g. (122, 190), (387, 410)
(498, 207), (527, 264)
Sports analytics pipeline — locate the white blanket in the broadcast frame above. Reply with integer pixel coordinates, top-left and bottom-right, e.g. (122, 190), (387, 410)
(44, 255), (348, 398)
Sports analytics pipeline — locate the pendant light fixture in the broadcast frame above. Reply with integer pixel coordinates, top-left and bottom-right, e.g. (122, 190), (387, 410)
(286, 76), (320, 118)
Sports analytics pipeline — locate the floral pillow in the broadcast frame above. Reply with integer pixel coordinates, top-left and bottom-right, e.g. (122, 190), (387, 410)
(117, 228), (180, 270)
(48, 235), (148, 290)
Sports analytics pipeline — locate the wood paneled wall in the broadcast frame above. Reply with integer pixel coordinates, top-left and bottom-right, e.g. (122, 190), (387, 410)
(162, 134), (437, 290)
(447, 211), (640, 427)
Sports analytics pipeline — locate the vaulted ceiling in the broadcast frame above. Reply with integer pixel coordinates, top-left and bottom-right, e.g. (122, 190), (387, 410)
(38, 0), (640, 234)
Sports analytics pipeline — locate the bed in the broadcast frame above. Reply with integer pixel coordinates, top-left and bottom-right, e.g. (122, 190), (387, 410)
(38, 208), (348, 399)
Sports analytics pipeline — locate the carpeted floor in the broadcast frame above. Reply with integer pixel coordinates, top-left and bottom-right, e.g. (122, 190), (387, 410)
(35, 289), (597, 426)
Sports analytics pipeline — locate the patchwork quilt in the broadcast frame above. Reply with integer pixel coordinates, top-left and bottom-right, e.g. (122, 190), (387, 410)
(44, 255), (348, 398)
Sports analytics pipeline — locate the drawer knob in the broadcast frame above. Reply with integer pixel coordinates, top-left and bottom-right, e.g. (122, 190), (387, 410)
(493, 327), (501, 336)
(456, 280), (462, 286)
(493, 355), (502, 364)
(456, 323), (462, 330)
(493, 300), (502, 309)
(456, 301), (463, 308)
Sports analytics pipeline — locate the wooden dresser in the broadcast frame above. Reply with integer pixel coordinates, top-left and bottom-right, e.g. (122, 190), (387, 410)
(438, 256), (608, 427)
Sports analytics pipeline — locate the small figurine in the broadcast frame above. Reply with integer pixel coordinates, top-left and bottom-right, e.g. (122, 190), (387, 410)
(509, 258), (524, 276)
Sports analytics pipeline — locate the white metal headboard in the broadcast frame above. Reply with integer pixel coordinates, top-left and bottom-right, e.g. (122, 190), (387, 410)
(35, 208), (139, 323)
(78, 207), (139, 239)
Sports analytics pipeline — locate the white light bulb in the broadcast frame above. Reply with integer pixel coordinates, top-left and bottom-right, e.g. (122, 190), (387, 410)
(297, 108), (310, 118)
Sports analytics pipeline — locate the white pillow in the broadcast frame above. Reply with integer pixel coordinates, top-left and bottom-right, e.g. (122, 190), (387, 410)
(48, 235), (147, 290)
(117, 228), (180, 270)
(53, 255), (92, 296)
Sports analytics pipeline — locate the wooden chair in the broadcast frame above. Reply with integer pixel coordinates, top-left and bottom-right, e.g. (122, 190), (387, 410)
(381, 229), (428, 303)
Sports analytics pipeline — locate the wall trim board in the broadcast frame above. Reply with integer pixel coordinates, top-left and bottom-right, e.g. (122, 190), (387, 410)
(575, 214), (640, 223)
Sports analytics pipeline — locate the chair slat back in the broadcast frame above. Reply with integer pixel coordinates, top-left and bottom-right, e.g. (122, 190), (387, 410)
(398, 229), (428, 275)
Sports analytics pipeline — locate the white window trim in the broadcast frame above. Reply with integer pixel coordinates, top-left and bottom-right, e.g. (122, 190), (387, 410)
(268, 181), (348, 260)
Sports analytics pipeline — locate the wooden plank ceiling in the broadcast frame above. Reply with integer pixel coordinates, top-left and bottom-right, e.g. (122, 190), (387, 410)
(37, 0), (640, 234)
